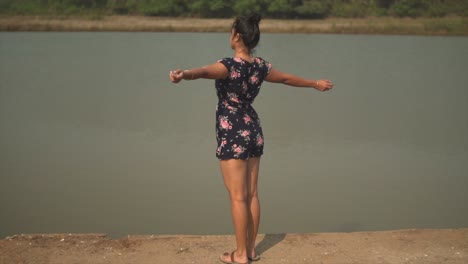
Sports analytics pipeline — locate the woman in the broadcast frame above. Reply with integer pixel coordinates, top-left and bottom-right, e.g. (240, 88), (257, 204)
(169, 14), (333, 264)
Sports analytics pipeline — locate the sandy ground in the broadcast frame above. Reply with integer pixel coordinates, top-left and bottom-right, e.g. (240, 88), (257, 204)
(0, 15), (466, 35)
(1, 228), (467, 264)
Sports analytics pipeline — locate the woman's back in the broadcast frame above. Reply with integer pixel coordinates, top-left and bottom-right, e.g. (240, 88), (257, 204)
(215, 57), (271, 110)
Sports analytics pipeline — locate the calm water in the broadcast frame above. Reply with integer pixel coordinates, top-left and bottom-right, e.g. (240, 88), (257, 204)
(1, 32), (467, 238)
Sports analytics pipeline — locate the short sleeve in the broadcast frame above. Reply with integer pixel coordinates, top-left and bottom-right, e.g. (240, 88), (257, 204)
(217, 58), (233, 71)
(257, 57), (272, 79)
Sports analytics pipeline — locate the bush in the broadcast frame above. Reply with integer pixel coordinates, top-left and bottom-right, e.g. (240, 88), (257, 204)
(107, 0), (138, 14)
(232, 0), (268, 16)
(331, 1), (369, 18)
(138, 0), (186, 16)
(295, 0), (332, 19)
(426, 0), (450, 17)
(0, 0), (466, 18)
(188, 0), (234, 17)
(267, 0), (301, 18)
(451, 0), (468, 17)
(6, 0), (45, 15)
(389, 0), (430, 17)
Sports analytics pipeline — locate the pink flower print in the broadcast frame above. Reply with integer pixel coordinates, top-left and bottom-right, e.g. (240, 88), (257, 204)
(232, 144), (246, 158)
(255, 57), (262, 64)
(219, 116), (232, 130)
(234, 57), (245, 64)
(238, 130), (251, 141)
(228, 92), (239, 103)
(217, 138), (227, 155)
(230, 69), (240, 79)
(250, 74), (258, 84)
(256, 134), (264, 146)
(243, 115), (252, 124)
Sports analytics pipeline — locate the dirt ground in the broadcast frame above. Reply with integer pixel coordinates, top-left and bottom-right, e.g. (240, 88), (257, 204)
(1, 228), (467, 264)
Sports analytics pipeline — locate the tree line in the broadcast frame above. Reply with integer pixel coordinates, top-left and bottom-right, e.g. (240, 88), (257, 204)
(1, 0), (467, 18)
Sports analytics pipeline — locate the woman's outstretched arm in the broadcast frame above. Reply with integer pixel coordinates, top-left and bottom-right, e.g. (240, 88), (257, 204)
(169, 62), (228, 83)
(265, 68), (334, 91)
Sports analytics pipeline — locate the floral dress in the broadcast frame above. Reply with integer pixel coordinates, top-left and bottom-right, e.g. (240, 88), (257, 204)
(215, 57), (272, 160)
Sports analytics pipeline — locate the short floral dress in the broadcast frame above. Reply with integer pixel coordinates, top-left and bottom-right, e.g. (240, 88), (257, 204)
(215, 57), (272, 160)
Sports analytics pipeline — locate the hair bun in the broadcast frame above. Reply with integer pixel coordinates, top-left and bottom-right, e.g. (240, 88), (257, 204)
(248, 13), (262, 25)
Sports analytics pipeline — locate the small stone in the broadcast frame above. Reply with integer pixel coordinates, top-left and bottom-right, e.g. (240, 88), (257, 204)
(60, 238), (65, 242)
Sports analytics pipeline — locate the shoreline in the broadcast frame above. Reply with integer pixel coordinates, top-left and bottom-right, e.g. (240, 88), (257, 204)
(1, 15), (467, 35)
(2, 228), (467, 263)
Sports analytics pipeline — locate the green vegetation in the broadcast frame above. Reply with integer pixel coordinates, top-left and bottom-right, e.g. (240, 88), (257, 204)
(0, 0), (467, 19)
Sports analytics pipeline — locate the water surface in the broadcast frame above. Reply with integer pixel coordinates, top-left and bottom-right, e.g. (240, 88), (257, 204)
(1, 33), (467, 238)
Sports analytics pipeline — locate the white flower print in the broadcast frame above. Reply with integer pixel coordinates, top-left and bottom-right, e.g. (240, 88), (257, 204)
(242, 81), (248, 92)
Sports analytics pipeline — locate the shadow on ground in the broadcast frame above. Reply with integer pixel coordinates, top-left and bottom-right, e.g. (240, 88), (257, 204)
(256, 233), (286, 255)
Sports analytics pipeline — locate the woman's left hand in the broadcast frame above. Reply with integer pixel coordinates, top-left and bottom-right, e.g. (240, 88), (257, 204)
(169, 69), (184, 83)
(317, 80), (334, 91)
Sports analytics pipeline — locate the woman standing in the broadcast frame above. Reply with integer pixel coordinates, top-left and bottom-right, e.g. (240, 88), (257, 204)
(169, 14), (333, 264)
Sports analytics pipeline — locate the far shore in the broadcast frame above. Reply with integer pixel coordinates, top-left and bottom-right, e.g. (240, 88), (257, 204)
(1, 15), (467, 35)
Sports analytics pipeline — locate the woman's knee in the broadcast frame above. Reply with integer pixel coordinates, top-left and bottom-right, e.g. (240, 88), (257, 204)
(247, 189), (258, 201)
(229, 189), (248, 202)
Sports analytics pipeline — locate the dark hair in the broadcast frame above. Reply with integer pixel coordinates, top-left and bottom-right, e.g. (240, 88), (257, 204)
(232, 13), (262, 53)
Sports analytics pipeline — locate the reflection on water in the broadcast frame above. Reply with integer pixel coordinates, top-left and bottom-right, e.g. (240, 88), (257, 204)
(1, 33), (467, 238)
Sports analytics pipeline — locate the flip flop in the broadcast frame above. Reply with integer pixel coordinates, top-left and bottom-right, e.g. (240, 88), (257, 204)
(248, 254), (261, 261)
(219, 251), (248, 264)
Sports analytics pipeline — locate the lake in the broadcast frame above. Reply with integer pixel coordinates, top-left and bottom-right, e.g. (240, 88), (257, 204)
(1, 32), (467, 238)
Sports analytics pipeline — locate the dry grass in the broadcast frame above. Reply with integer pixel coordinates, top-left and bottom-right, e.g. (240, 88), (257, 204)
(0, 15), (467, 35)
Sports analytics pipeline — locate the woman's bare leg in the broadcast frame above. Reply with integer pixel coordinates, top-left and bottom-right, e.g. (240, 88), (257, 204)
(220, 159), (249, 263)
(247, 157), (261, 258)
